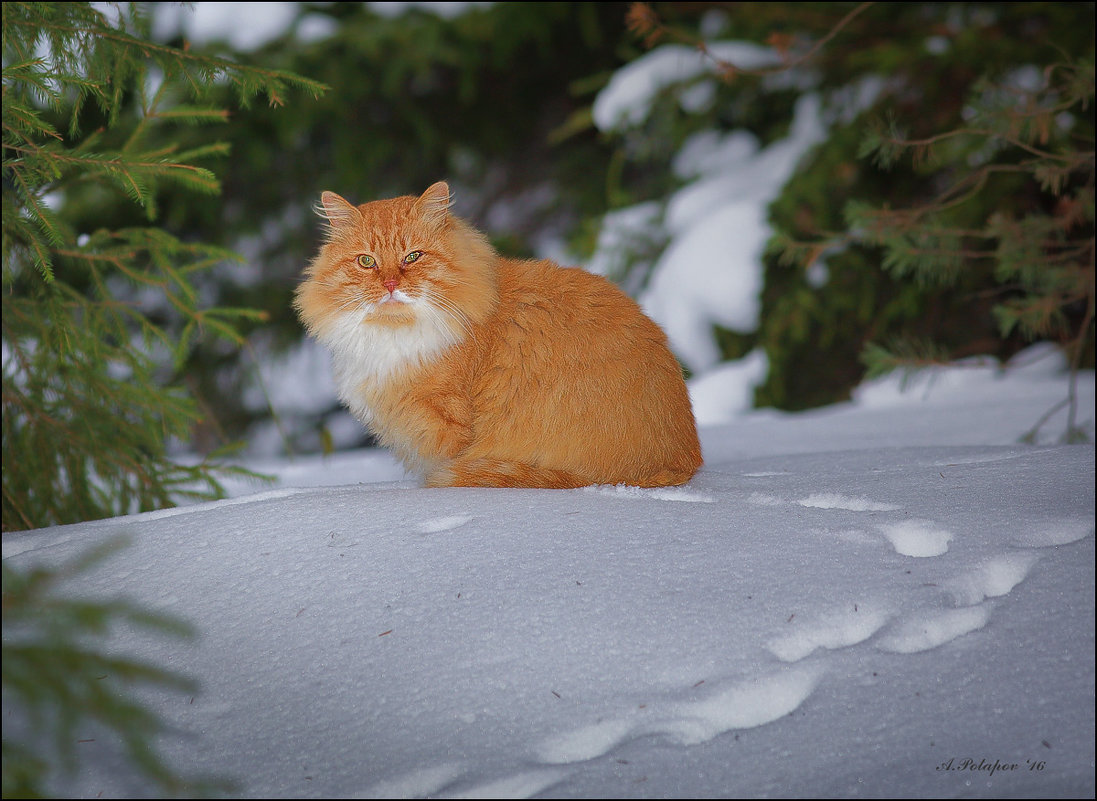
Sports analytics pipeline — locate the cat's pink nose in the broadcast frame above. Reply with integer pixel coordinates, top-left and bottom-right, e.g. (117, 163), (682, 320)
(383, 279), (399, 293)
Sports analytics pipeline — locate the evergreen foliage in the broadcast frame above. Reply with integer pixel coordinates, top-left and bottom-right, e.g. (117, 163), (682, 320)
(2, 2), (325, 530)
(2, 538), (223, 797)
(606, 2), (1094, 431)
(830, 56), (1092, 440)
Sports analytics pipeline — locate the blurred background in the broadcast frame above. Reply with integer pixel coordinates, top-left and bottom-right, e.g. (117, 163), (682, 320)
(4, 1), (1094, 529)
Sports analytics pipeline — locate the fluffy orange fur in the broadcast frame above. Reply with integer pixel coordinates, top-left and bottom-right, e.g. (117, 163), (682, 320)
(294, 182), (702, 489)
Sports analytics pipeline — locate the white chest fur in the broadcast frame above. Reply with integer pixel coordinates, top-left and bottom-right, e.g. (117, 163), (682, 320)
(319, 306), (461, 423)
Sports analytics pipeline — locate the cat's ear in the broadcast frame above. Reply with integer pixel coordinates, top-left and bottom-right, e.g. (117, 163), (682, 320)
(316, 191), (361, 228)
(414, 181), (451, 226)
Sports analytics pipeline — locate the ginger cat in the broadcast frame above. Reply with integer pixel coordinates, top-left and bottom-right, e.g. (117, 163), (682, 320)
(294, 182), (701, 489)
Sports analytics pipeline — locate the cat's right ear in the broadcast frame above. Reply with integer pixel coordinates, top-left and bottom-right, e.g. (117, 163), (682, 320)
(316, 191), (361, 228)
(414, 181), (451, 226)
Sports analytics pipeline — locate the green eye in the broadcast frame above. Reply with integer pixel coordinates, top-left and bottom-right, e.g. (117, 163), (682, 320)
(403, 250), (422, 264)
(357, 254), (375, 269)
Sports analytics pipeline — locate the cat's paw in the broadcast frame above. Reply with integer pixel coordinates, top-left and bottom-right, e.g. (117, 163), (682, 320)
(423, 462), (458, 488)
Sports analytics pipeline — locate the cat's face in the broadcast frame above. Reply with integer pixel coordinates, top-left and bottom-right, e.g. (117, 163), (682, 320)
(295, 182), (494, 350)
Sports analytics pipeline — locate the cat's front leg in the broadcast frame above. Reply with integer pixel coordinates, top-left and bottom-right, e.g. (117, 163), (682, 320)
(394, 386), (473, 467)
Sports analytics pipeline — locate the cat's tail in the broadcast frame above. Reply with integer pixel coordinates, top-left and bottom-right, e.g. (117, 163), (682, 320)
(426, 458), (592, 489)
(425, 458), (696, 489)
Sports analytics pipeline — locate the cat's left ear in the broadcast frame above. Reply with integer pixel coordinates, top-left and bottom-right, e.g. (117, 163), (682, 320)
(414, 181), (451, 226)
(316, 191), (361, 228)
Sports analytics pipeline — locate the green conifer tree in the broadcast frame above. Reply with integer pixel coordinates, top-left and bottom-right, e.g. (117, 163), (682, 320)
(2, 539), (220, 796)
(844, 57), (1095, 442)
(2, 2), (325, 530)
(601, 3), (1094, 440)
(3, 3), (324, 794)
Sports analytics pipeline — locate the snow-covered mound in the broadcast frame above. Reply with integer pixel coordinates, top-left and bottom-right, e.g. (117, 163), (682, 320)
(3, 361), (1094, 798)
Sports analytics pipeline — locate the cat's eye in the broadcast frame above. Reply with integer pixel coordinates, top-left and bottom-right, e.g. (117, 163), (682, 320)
(403, 251), (422, 265)
(356, 254), (375, 269)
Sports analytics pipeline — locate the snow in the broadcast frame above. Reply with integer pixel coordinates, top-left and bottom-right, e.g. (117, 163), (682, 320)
(245, 337), (339, 417)
(4, 356), (1094, 799)
(584, 202), (662, 285)
(150, 3), (488, 51)
(634, 92), (830, 373)
(592, 68), (831, 373)
(585, 44), (883, 380)
(686, 348), (768, 426)
(152, 2), (305, 51)
(368, 2), (494, 21)
(592, 42), (782, 132)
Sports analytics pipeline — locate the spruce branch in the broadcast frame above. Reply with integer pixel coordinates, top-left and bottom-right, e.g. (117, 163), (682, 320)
(3, 2), (316, 530)
(2, 3), (326, 112)
(626, 1), (875, 80)
(2, 540), (232, 796)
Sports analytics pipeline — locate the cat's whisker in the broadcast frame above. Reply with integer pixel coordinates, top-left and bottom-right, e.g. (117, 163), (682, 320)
(417, 286), (462, 315)
(334, 294), (367, 315)
(415, 299), (463, 340)
(435, 301), (473, 339)
(418, 288), (473, 337)
(417, 304), (460, 345)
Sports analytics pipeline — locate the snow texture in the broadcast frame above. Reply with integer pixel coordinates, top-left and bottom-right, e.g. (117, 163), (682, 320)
(637, 93), (827, 373)
(151, 3), (484, 51)
(592, 42), (781, 132)
(3, 360), (1094, 799)
(585, 43), (884, 382)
